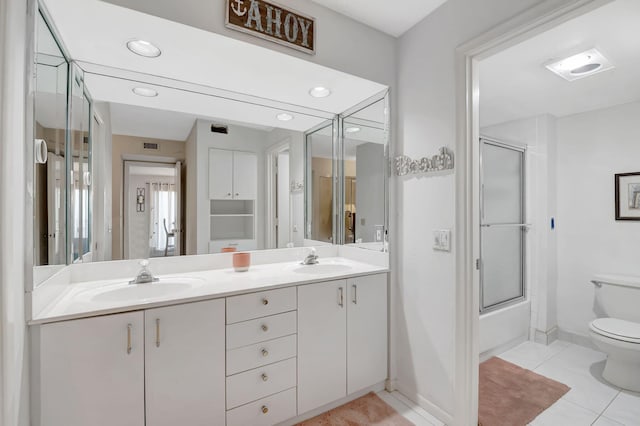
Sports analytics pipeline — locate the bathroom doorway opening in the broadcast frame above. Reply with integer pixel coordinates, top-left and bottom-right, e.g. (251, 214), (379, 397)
(479, 138), (526, 314)
(123, 161), (182, 259)
(266, 140), (291, 249)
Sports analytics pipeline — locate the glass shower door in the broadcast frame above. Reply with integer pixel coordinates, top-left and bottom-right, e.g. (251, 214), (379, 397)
(480, 139), (526, 313)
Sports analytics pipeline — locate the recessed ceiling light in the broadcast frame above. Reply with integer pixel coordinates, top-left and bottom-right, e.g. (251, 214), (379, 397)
(126, 39), (162, 58)
(545, 48), (613, 81)
(276, 113), (294, 121)
(132, 87), (158, 97)
(309, 87), (331, 98)
(345, 126), (361, 133)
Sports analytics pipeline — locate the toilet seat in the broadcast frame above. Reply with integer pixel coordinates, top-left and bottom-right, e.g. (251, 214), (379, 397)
(590, 318), (640, 344)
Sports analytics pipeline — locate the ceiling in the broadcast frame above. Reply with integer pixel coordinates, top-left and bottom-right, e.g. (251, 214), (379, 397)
(480, 0), (640, 127)
(42, 0), (387, 116)
(311, 0), (448, 37)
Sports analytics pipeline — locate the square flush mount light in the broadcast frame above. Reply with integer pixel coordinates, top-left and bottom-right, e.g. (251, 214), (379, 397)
(545, 48), (614, 81)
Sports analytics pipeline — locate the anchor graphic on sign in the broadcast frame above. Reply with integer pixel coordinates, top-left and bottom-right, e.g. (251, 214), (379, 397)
(231, 0), (247, 16)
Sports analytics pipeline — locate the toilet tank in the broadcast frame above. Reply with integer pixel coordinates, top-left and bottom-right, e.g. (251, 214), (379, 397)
(592, 275), (640, 322)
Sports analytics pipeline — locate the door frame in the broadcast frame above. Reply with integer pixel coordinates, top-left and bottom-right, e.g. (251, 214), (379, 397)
(454, 0), (611, 424)
(265, 138), (291, 249)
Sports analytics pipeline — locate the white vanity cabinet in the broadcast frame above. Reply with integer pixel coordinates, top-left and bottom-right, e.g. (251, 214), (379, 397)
(33, 299), (226, 426)
(35, 312), (145, 426)
(144, 299), (225, 426)
(297, 273), (388, 414)
(208, 148), (257, 200)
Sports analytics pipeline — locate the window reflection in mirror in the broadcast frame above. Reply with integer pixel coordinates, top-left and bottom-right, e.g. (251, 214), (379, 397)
(33, 12), (68, 266)
(342, 97), (388, 251)
(305, 122), (335, 244)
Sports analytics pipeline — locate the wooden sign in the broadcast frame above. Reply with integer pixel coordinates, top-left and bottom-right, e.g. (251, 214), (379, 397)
(226, 0), (316, 55)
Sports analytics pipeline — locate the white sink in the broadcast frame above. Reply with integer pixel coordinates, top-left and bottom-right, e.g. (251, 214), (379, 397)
(90, 277), (203, 303)
(292, 263), (353, 275)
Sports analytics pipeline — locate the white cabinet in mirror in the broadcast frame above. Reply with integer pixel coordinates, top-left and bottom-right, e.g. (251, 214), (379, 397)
(30, 1), (390, 274)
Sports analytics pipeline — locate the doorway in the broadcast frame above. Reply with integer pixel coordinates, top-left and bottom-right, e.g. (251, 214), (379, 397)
(123, 161), (182, 259)
(266, 140), (291, 249)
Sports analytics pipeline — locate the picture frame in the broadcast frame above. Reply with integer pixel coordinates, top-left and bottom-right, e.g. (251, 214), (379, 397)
(615, 172), (640, 221)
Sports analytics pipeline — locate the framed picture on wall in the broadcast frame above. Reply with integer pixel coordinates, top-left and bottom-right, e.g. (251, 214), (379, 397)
(615, 172), (640, 221)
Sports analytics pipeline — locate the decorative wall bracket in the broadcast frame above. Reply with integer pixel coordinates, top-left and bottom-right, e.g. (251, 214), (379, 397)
(394, 147), (454, 176)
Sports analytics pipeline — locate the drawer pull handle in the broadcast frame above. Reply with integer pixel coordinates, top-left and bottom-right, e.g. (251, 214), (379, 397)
(261, 348), (269, 357)
(261, 405), (269, 414)
(155, 319), (161, 348)
(262, 298), (269, 306)
(261, 373), (268, 382)
(127, 324), (132, 354)
(261, 324), (269, 332)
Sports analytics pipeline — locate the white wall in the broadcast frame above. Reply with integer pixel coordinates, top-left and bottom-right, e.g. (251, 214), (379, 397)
(395, 0), (548, 419)
(556, 101), (640, 337)
(102, 0), (396, 88)
(481, 114), (558, 346)
(0, 0), (30, 424)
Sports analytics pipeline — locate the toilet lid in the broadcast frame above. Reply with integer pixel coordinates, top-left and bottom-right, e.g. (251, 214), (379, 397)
(591, 318), (640, 343)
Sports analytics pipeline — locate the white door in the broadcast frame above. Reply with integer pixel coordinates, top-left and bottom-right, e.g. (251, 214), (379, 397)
(347, 274), (388, 394)
(145, 299), (225, 426)
(38, 312), (144, 426)
(276, 151), (290, 247)
(233, 151), (257, 200)
(47, 152), (66, 264)
(208, 148), (233, 199)
(173, 160), (182, 255)
(297, 280), (347, 414)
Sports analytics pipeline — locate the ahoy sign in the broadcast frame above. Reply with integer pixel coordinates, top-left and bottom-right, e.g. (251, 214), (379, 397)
(226, 0), (316, 54)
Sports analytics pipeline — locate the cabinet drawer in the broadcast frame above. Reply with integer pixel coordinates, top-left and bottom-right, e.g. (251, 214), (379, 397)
(226, 387), (296, 426)
(227, 335), (297, 376)
(226, 311), (297, 349)
(226, 357), (296, 409)
(226, 287), (296, 324)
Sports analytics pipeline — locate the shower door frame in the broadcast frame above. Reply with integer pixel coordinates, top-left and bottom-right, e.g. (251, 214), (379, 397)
(479, 137), (527, 314)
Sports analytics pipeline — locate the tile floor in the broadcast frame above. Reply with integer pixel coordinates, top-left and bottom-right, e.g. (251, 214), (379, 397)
(497, 340), (640, 425)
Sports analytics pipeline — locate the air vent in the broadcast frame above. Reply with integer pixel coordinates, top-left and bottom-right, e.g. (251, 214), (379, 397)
(143, 142), (159, 150)
(211, 124), (228, 134)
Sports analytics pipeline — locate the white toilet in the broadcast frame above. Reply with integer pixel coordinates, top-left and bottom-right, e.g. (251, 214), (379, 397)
(588, 274), (640, 392)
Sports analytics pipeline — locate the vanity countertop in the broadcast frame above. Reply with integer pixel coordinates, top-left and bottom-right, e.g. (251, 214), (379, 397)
(30, 257), (388, 325)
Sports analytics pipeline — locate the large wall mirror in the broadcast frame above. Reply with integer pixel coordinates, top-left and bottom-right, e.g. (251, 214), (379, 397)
(30, 0), (390, 275)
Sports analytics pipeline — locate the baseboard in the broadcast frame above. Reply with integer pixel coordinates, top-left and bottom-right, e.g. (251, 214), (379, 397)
(394, 382), (453, 425)
(557, 327), (598, 350)
(277, 382), (385, 426)
(534, 326), (558, 345)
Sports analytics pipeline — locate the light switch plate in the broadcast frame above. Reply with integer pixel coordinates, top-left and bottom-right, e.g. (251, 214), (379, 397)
(433, 229), (451, 252)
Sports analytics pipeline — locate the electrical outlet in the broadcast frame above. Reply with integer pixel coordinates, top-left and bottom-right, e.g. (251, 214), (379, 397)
(433, 229), (451, 252)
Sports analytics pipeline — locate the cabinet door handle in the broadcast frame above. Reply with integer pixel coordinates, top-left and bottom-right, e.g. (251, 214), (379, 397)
(261, 348), (269, 357)
(155, 319), (161, 348)
(235, 193), (239, 197)
(338, 287), (344, 307)
(261, 405), (269, 414)
(227, 192), (231, 197)
(352, 284), (357, 304)
(261, 373), (269, 382)
(262, 298), (269, 306)
(261, 324), (269, 332)
(127, 324), (132, 354)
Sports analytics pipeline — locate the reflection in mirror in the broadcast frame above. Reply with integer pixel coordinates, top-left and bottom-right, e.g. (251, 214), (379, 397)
(305, 122), (335, 244)
(342, 97), (388, 251)
(33, 11), (68, 266)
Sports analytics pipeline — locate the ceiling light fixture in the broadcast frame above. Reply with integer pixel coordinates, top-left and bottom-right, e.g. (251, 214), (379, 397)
(276, 113), (294, 121)
(345, 126), (361, 133)
(309, 86), (331, 98)
(545, 48), (613, 81)
(132, 87), (158, 97)
(126, 39), (162, 58)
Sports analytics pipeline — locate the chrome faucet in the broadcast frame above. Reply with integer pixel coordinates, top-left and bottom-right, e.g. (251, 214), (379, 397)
(130, 259), (159, 284)
(301, 248), (319, 265)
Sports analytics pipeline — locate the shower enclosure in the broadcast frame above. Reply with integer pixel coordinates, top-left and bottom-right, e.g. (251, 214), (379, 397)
(479, 138), (527, 313)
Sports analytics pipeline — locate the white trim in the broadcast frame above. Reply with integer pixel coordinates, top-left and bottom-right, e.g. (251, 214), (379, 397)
(265, 138), (291, 249)
(394, 382), (453, 425)
(454, 0), (611, 424)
